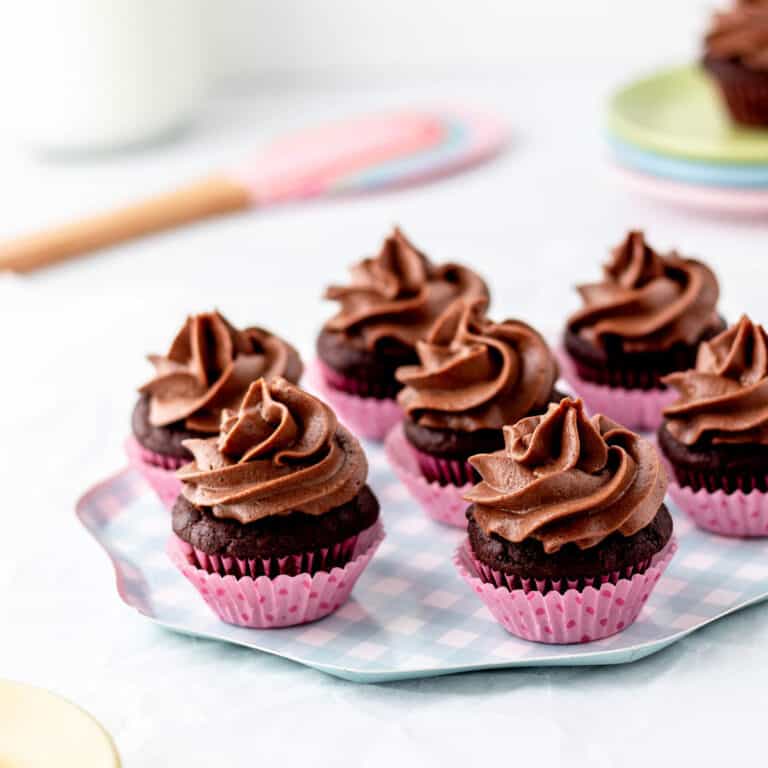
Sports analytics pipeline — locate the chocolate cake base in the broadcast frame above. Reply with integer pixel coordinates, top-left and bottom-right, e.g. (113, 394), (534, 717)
(658, 423), (768, 493)
(467, 504), (673, 580)
(316, 329), (417, 399)
(172, 486), (380, 567)
(403, 388), (569, 461)
(563, 320), (725, 390)
(131, 394), (201, 459)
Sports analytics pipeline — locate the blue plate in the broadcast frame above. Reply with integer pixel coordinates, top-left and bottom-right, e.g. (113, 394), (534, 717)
(78, 456), (768, 683)
(609, 136), (768, 188)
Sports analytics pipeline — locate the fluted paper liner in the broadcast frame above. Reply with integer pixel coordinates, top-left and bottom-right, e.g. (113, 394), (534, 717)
(557, 349), (676, 431)
(412, 448), (475, 486)
(655, 438), (768, 538)
(168, 520), (384, 628)
(454, 537), (677, 644)
(305, 358), (403, 442)
(384, 422), (471, 528)
(668, 482), (768, 537)
(125, 437), (185, 510)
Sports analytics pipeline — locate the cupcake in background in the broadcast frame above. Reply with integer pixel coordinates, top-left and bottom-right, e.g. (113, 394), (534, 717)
(127, 310), (302, 508)
(560, 231), (724, 431)
(311, 227), (488, 441)
(659, 315), (768, 536)
(168, 377), (383, 628)
(454, 397), (676, 644)
(703, 0), (768, 127)
(385, 298), (561, 527)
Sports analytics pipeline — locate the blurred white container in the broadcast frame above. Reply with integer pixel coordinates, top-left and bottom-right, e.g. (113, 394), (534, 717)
(5, 0), (208, 152)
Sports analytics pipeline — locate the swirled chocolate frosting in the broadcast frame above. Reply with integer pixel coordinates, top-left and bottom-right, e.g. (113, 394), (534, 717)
(567, 231), (721, 354)
(140, 311), (303, 432)
(464, 398), (667, 553)
(177, 377), (368, 523)
(663, 315), (768, 445)
(323, 227), (488, 351)
(705, 3), (768, 70)
(396, 298), (559, 431)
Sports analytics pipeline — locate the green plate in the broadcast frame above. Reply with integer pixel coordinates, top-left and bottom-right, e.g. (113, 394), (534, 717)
(608, 65), (768, 164)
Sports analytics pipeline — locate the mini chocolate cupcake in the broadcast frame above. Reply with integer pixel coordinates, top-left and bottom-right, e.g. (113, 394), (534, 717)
(312, 227), (488, 440)
(561, 231), (724, 431)
(703, 1), (768, 127)
(454, 397), (676, 644)
(127, 310), (302, 508)
(168, 377), (383, 628)
(659, 315), (768, 536)
(385, 297), (561, 526)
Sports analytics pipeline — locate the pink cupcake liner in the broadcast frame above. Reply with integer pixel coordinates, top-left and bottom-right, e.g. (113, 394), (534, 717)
(167, 520), (385, 628)
(667, 466), (768, 495)
(469, 552), (659, 595)
(557, 349), (676, 432)
(125, 437), (184, 510)
(453, 537), (677, 644)
(318, 360), (400, 399)
(384, 423), (471, 528)
(655, 438), (768, 537)
(178, 526), (375, 579)
(667, 481), (768, 537)
(413, 449), (475, 486)
(305, 358), (403, 442)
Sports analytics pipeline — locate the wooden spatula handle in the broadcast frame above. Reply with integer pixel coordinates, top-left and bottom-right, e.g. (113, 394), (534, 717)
(0, 176), (251, 273)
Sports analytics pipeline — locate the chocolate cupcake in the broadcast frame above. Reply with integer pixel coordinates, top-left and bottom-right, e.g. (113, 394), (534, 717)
(454, 397), (676, 644)
(659, 315), (768, 536)
(311, 227), (488, 440)
(561, 231), (724, 431)
(168, 377), (383, 628)
(385, 297), (561, 526)
(127, 310), (302, 508)
(703, 1), (768, 127)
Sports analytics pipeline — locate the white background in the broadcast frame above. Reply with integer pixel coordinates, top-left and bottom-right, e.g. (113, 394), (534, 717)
(0, 0), (716, 98)
(208, 0), (712, 82)
(2, 2), (768, 767)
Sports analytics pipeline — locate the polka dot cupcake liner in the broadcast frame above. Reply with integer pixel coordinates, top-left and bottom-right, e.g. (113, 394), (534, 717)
(667, 482), (768, 538)
(304, 358), (403, 442)
(557, 349), (676, 432)
(384, 423), (472, 528)
(125, 437), (185, 511)
(654, 441), (768, 538)
(167, 520), (385, 629)
(453, 537), (677, 644)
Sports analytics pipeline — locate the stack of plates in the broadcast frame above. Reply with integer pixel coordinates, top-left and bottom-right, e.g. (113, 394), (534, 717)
(607, 65), (768, 215)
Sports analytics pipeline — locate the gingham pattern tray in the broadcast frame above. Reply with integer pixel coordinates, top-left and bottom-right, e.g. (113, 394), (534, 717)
(77, 446), (768, 683)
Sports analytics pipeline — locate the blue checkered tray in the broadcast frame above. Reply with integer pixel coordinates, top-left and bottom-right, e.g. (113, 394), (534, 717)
(76, 445), (768, 683)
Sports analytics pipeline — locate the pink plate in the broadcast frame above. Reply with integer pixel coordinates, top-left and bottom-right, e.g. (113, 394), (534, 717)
(612, 164), (768, 217)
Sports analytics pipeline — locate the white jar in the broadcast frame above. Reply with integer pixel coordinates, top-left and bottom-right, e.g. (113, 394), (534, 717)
(4, 0), (208, 152)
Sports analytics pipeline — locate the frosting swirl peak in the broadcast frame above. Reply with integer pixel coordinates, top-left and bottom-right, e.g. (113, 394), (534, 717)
(323, 228), (488, 351)
(178, 378), (368, 524)
(567, 231), (721, 354)
(396, 298), (558, 431)
(464, 398), (667, 553)
(663, 315), (768, 445)
(705, 4), (768, 71)
(140, 311), (302, 432)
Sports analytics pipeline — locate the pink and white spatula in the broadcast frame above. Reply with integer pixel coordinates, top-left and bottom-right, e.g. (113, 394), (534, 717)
(0, 109), (506, 273)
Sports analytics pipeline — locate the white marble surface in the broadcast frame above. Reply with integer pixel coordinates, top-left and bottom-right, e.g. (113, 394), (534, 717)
(2, 66), (768, 766)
